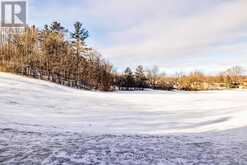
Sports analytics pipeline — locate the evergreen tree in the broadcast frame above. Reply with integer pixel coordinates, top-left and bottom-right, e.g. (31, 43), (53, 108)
(124, 67), (135, 89)
(135, 65), (147, 89)
(49, 21), (65, 33)
(71, 22), (89, 45)
(71, 21), (89, 84)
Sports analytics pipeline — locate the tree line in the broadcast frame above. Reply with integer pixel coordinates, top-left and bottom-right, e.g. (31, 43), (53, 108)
(0, 22), (246, 91)
(0, 22), (113, 91)
(113, 65), (246, 91)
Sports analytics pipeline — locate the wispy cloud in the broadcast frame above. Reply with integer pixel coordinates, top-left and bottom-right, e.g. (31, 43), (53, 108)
(29, 0), (247, 73)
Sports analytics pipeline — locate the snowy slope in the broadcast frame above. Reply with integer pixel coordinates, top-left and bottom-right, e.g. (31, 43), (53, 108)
(1, 72), (247, 164)
(1, 72), (247, 135)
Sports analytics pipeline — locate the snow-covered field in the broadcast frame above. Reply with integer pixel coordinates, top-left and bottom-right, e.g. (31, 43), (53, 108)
(1, 72), (247, 164)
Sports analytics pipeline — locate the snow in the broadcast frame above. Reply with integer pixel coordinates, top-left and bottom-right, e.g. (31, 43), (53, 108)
(0, 72), (247, 164)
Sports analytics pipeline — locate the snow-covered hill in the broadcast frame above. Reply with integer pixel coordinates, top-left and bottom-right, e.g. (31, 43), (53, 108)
(1, 72), (247, 164)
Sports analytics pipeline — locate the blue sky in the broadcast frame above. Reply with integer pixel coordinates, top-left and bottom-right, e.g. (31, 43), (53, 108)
(28, 0), (247, 74)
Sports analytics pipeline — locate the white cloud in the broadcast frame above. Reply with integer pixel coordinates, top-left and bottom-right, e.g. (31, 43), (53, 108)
(96, 0), (247, 65)
(30, 0), (247, 72)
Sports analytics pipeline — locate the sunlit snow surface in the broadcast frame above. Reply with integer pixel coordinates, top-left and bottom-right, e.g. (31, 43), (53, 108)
(1, 72), (247, 164)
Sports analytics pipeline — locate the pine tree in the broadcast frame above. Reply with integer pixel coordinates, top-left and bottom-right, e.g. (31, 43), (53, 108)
(71, 22), (89, 45)
(135, 65), (147, 89)
(49, 21), (65, 33)
(124, 67), (135, 90)
(71, 21), (89, 85)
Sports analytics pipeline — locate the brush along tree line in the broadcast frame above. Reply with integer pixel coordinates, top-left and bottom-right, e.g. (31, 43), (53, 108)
(0, 22), (113, 91)
(0, 22), (246, 91)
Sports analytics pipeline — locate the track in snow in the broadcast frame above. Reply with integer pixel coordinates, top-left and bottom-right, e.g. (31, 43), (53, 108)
(1, 72), (247, 164)
(1, 128), (247, 165)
